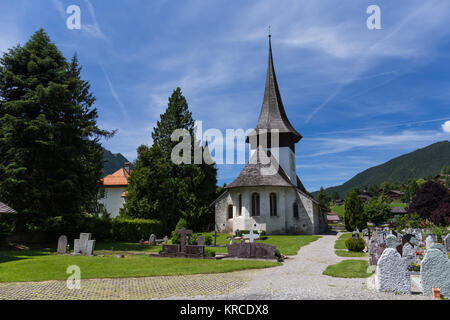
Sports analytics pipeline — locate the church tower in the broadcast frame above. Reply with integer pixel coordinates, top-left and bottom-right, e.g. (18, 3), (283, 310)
(213, 33), (327, 235)
(247, 34), (302, 184)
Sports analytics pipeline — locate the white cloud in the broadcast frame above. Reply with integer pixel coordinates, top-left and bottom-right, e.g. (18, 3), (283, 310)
(306, 130), (443, 157)
(442, 121), (450, 133)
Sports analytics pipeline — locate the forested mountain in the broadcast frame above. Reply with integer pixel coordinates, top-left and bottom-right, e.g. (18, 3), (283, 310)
(317, 141), (450, 198)
(102, 147), (129, 177)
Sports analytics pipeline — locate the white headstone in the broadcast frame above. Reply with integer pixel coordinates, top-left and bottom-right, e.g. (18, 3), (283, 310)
(420, 247), (450, 297)
(425, 235), (435, 250)
(243, 231), (258, 243)
(375, 248), (410, 294)
(149, 234), (156, 246)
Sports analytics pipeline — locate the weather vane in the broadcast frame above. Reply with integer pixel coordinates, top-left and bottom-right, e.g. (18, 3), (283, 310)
(268, 25), (271, 37)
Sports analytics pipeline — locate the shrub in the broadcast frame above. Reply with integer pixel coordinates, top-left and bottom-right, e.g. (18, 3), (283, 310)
(345, 237), (365, 252)
(189, 233), (198, 245)
(205, 248), (215, 257)
(204, 234), (213, 245)
(111, 218), (163, 242)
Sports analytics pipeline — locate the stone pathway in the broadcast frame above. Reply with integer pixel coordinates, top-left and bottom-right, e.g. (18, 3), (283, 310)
(170, 233), (432, 300)
(0, 272), (253, 300)
(0, 233), (433, 300)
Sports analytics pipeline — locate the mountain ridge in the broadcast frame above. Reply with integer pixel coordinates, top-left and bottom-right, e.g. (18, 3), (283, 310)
(314, 140), (450, 198)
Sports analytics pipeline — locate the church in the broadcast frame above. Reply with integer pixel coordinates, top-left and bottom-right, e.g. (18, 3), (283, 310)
(213, 35), (328, 235)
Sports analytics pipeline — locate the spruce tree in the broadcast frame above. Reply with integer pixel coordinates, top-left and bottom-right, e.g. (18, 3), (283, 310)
(123, 88), (217, 232)
(344, 190), (367, 231)
(0, 29), (112, 228)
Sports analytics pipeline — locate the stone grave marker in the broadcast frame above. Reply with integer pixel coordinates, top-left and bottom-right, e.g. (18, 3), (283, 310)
(430, 243), (447, 255)
(149, 234), (156, 246)
(426, 235), (435, 249)
(57, 235), (68, 254)
(444, 234), (450, 253)
(198, 235), (204, 246)
(242, 230), (258, 243)
(176, 228), (192, 253)
(375, 248), (410, 294)
(386, 235), (398, 249)
(420, 247), (450, 297)
(163, 236), (169, 245)
(73, 233), (95, 256)
(402, 242), (417, 264)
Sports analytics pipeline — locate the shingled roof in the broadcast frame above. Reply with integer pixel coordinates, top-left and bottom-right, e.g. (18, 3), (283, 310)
(227, 147), (296, 188)
(248, 35), (302, 143)
(0, 201), (16, 214)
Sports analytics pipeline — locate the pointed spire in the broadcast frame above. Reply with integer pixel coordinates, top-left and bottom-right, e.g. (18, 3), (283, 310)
(252, 33), (302, 143)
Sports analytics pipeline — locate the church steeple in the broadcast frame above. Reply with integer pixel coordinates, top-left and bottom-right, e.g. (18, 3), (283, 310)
(249, 34), (302, 145)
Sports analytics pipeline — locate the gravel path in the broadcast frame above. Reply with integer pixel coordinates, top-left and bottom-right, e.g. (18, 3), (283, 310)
(170, 233), (432, 300)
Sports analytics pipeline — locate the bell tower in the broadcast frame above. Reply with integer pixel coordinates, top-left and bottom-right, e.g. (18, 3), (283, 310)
(247, 33), (302, 184)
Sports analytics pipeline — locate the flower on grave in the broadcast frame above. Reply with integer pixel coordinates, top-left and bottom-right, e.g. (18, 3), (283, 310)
(407, 262), (421, 272)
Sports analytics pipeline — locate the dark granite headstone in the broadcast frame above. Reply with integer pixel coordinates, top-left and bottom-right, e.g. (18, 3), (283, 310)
(227, 243), (276, 259)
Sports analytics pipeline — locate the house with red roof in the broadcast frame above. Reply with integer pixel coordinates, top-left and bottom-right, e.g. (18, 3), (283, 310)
(99, 162), (131, 218)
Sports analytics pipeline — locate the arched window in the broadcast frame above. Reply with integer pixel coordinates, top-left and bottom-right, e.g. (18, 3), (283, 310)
(228, 204), (233, 219)
(251, 193), (260, 216)
(293, 202), (299, 218)
(270, 193), (277, 216)
(238, 194), (242, 216)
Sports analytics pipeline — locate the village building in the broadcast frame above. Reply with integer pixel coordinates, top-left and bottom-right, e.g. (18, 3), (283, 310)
(213, 35), (328, 235)
(99, 162), (131, 218)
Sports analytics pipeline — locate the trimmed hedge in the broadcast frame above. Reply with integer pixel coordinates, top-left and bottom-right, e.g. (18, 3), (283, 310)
(111, 218), (164, 242)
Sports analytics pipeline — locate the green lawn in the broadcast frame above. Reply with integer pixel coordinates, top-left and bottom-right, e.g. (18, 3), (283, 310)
(330, 205), (345, 219)
(198, 233), (321, 256)
(390, 201), (407, 208)
(323, 260), (372, 278)
(0, 234), (320, 282)
(334, 239), (347, 250)
(335, 250), (367, 257)
(334, 233), (367, 257)
(0, 250), (280, 282)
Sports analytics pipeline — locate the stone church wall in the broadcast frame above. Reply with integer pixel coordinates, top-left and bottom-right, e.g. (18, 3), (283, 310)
(215, 186), (324, 235)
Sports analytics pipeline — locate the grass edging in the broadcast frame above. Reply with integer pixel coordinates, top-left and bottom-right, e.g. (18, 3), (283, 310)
(323, 260), (372, 278)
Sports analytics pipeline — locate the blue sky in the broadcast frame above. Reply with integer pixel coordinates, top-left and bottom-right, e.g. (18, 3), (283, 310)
(1, 0), (450, 191)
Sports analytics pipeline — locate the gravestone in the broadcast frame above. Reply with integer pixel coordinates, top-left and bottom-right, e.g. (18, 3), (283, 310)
(73, 233), (95, 256)
(227, 242), (276, 259)
(242, 230), (258, 243)
(57, 235), (68, 254)
(425, 235), (435, 250)
(444, 234), (450, 253)
(375, 248), (410, 294)
(176, 228), (193, 253)
(420, 247), (450, 297)
(386, 235), (398, 249)
(149, 234), (156, 246)
(198, 235), (204, 246)
(413, 229), (423, 241)
(163, 236), (168, 245)
(402, 243), (417, 264)
(430, 243), (447, 255)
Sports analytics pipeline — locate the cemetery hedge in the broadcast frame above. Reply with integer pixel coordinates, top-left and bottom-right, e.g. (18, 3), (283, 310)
(111, 218), (164, 242)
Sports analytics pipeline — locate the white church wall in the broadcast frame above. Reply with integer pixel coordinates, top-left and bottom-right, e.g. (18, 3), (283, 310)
(215, 186), (319, 235)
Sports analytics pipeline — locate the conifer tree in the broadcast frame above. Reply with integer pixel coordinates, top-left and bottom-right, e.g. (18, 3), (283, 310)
(344, 189), (367, 231)
(123, 88), (217, 232)
(0, 29), (112, 228)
